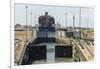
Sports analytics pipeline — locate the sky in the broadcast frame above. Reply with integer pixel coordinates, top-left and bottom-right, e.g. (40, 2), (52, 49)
(15, 4), (94, 28)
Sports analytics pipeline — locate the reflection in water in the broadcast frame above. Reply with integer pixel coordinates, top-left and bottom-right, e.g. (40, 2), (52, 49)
(47, 43), (55, 63)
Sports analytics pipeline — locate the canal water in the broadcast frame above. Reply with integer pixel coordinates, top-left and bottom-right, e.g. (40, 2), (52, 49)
(47, 43), (55, 63)
(32, 43), (74, 64)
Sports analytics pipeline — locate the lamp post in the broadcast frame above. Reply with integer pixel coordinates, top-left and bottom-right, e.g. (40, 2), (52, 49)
(65, 13), (67, 29)
(87, 8), (89, 29)
(25, 5), (28, 42)
(30, 12), (33, 39)
(30, 12), (32, 27)
(79, 7), (81, 39)
(73, 14), (75, 32)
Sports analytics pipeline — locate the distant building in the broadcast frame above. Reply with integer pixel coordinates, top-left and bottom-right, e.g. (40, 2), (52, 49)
(15, 24), (24, 31)
(15, 24), (22, 28)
